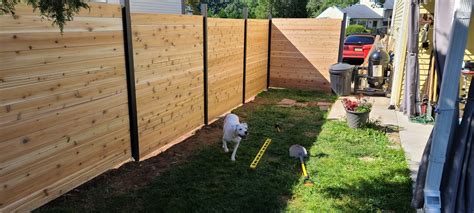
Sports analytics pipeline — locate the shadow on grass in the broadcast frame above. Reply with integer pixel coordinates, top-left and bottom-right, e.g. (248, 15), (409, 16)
(37, 89), (333, 212)
(322, 167), (413, 212)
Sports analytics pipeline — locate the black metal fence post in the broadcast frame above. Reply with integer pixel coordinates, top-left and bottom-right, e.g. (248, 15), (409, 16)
(121, 0), (140, 161)
(242, 7), (248, 104)
(337, 13), (347, 63)
(202, 3), (209, 126)
(266, 13), (272, 89)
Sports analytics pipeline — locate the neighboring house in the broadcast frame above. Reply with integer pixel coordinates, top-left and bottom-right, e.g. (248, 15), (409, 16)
(316, 6), (345, 19)
(383, 0), (394, 27)
(317, 0), (394, 33)
(343, 4), (384, 30)
(91, 0), (185, 14)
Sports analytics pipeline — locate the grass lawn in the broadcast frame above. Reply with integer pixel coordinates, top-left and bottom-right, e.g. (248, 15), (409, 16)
(38, 89), (412, 212)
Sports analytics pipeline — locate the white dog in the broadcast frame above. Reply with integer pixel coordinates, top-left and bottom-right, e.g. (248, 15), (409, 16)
(222, 113), (248, 161)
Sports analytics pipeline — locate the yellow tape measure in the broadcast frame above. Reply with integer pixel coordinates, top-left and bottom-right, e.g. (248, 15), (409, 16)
(250, 138), (272, 169)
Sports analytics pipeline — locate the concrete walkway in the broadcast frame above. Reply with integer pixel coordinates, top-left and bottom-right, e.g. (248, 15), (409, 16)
(328, 97), (433, 180)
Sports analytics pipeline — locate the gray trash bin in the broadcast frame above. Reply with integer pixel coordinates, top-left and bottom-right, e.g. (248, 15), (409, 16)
(329, 63), (354, 96)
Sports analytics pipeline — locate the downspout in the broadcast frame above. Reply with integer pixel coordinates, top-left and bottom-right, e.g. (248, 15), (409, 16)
(423, 0), (473, 212)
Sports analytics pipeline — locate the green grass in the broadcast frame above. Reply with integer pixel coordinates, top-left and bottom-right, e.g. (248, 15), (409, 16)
(38, 89), (412, 212)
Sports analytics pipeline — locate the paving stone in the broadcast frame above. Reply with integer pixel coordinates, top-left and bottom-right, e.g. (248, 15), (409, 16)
(278, 98), (297, 105)
(317, 102), (332, 106)
(319, 105), (330, 111)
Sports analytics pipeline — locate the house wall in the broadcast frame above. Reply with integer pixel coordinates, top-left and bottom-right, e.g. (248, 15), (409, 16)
(417, 5), (434, 99)
(460, 13), (474, 107)
(393, 1), (473, 107)
(465, 18), (474, 62)
(350, 18), (384, 30)
(388, 0), (409, 106)
(316, 6), (344, 19)
(130, 0), (183, 14)
(97, 0), (184, 14)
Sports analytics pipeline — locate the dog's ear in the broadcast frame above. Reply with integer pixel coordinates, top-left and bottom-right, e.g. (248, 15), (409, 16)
(242, 123), (248, 128)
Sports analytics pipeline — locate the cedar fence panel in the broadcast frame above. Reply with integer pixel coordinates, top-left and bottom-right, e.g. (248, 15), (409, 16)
(245, 19), (269, 101)
(130, 14), (204, 159)
(0, 8), (343, 210)
(0, 3), (130, 212)
(207, 18), (245, 121)
(269, 18), (342, 91)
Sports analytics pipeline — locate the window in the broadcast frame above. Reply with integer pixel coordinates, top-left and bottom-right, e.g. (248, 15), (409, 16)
(372, 20), (378, 27)
(344, 36), (375, 45)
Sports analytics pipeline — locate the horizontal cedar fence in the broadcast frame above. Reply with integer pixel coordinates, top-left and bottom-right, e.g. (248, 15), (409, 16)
(0, 5), (342, 210)
(0, 3), (131, 212)
(245, 20), (269, 101)
(270, 18), (342, 91)
(207, 18), (245, 122)
(130, 13), (205, 159)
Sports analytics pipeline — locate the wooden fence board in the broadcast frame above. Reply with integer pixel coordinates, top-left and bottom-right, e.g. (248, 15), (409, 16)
(130, 13), (204, 159)
(269, 18), (342, 91)
(0, 4), (130, 212)
(0, 31), (124, 53)
(11, 3), (122, 18)
(0, 15), (123, 34)
(207, 18), (244, 120)
(245, 19), (268, 100)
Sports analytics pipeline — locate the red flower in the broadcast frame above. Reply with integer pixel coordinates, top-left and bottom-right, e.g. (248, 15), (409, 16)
(342, 97), (372, 113)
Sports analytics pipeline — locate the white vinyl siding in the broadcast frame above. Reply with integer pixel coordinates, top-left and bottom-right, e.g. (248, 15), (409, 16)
(130, 0), (183, 14)
(390, 0), (405, 43)
(96, 0), (183, 14)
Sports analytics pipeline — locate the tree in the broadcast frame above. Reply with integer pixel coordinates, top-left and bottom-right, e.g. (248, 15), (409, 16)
(254, 0), (270, 19)
(186, 0), (311, 19)
(306, 0), (323, 18)
(204, 0), (259, 19)
(185, 0), (200, 15)
(209, 1), (246, 18)
(345, 24), (369, 36)
(1, 0), (89, 32)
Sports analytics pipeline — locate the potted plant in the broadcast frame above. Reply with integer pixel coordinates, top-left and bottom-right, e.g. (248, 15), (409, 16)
(342, 97), (372, 128)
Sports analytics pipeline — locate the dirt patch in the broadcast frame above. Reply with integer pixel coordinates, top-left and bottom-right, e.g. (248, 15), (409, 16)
(278, 98), (297, 106)
(277, 99), (298, 107)
(387, 132), (402, 150)
(43, 119), (225, 207)
(318, 105), (330, 111)
(359, 156), (376, 162)
(280, 195), (291, 204)
(383, 125), (402, 150)
(304, 131), (318, 138)
(277, 99), (332, 110)
(295, 103), (308, 107)
(252, 97), (273, 105)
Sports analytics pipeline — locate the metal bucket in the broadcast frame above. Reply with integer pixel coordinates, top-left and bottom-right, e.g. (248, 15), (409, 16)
(346, 110), (370, 128)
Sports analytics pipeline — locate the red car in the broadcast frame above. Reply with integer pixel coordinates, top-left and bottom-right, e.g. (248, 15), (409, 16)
(342, 34), (375, 63)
